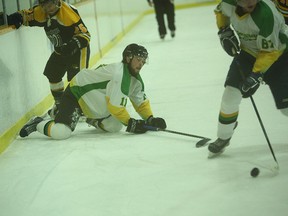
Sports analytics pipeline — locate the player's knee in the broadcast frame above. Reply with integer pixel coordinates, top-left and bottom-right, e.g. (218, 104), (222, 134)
(101, 117), (123, 132)
(280, 108), (288, 117)
(50, 123), (72, 139)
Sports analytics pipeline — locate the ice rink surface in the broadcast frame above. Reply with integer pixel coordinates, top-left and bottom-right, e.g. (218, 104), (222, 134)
(0, 5), (287, 216)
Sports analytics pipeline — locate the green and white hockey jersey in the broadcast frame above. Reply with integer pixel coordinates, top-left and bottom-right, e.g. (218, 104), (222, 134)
(215, 0), (288, 73)
(69, 62), (153, 125)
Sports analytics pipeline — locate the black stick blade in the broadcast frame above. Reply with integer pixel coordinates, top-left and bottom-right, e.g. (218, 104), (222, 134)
(196, 138), (211, 148)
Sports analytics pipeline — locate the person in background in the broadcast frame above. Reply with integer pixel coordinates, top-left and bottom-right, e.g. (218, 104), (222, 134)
(147, 0), (176, 39)
(19, 43), (167, 140)
(208, 0), (288, 157)
(273, 0), (288, 24)
(7, 0), (91, 118)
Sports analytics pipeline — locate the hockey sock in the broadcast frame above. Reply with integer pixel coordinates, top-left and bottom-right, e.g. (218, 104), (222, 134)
(217, 86), (242, 139)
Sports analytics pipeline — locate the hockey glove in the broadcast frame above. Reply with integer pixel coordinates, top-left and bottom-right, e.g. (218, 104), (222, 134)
(240, 72), (262, 98)
(126, 118), (148, 134)
(7, 12), (23, 29)
(218, 26), (240, 57)
(146, 116), (167, 129)
(58, 39), (80, 56)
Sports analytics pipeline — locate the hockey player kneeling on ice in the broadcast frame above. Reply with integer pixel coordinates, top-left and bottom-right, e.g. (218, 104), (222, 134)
(19, 43), (167, 139)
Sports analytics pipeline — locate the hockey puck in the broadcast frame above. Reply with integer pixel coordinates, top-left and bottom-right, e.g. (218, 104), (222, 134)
(250, 167), (260, 177)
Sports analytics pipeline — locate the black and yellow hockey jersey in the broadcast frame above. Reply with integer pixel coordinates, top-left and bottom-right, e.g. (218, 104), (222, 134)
(274, 0), (288, 24)
(19, 0), (90, 49)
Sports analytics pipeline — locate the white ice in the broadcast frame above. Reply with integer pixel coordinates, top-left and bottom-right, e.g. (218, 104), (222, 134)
(0, 5), (287, 216)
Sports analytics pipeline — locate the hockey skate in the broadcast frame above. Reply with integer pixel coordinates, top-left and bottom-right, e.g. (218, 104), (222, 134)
(86, 118), (97, 127)
(48, 104), (86, 122)
(208, 138), (230, 158)
(19, 116), (43, 137)
(207, 121), (238, 157)
(78, 112), (87, 122)
(86, 118), (104, 130)
(47, 103), (59, 119)
(86, 115), (112, 131)
(160, 34), (165, 39)
(171, 31), (175, 38)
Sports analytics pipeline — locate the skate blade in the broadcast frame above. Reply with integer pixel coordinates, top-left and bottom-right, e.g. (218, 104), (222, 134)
(208, 149), (225, 159)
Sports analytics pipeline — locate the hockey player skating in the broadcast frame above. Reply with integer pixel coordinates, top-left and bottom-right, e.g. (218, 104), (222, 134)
(208, 0), (288, 157)
(19, 44), (167, 139)
(147, 0), (176, 39)
(7, 0), (91, 118)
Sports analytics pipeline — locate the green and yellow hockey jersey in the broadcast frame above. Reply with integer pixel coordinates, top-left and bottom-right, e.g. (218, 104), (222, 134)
(215, 0), (288, 73)
(69, 63), (153, 125)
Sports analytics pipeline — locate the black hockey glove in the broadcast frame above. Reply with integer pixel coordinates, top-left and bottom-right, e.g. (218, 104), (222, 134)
(218, 26), (240, 57)
(7, 12), (23, 29)
(126, 118), (148, 134)
(146, 116), (167, 129)
(58, 39), (80, 56)
(240, 72), (262, 98)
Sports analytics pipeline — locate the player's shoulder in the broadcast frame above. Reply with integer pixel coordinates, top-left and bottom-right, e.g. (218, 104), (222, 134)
(22, 5), (47, 23)
(221, 0), (237, 6)
(252, 0), (279, 35)
(220, 0), (237, 16)
(62, 1), (79, 13)
(103, 62), (123, 72)
(95, 62), (123, 77)
(256, 0), (276, 14)
(57, 2), (81, 25)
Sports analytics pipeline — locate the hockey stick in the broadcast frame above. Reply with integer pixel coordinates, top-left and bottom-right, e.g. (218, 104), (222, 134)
(144, 125), (211, 147)
(249, 96), (279, 165)
(235, 56), (279, 170)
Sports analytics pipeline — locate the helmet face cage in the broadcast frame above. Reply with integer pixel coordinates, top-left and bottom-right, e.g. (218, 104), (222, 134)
(122, 43), (148, 63)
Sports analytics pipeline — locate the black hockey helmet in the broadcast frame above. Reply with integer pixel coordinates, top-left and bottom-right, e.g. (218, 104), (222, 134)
(122, 43), (148, 62)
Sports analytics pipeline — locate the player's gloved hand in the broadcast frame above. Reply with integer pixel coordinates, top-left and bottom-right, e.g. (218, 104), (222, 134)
(58, 39), (80, 56)
(240, 72), (262, 98)
(218, 26), (240, 57)
(126, 118), (148, 134)
(146, 116), (167, 129)
(7, 12), (23, 29)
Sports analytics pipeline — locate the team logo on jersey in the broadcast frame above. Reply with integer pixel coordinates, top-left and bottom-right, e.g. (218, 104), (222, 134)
(236, 30), (257, 41)
(46, 28), (62, 46)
